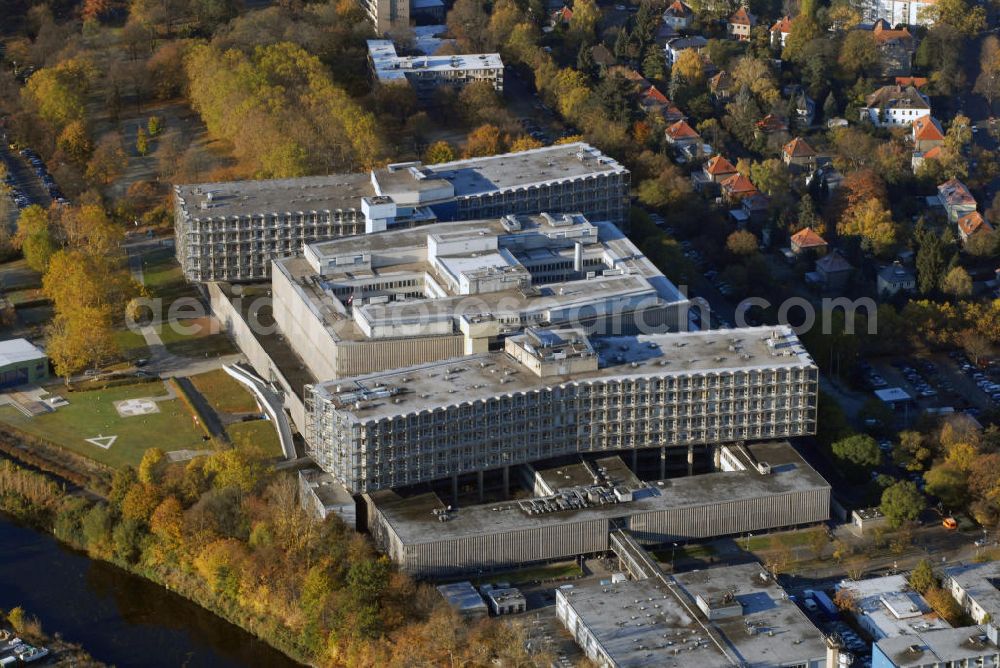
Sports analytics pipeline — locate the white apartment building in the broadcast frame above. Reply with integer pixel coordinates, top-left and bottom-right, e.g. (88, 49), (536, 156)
(863, 0), (937, 26)
(367, 40), (504, 96)
(305, 325), (818, 494)
(173, 143), (630, 282)
(859, 84), (931, 127)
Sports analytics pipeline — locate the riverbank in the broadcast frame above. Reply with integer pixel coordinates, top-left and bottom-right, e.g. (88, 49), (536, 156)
(1, 607), (107, 667)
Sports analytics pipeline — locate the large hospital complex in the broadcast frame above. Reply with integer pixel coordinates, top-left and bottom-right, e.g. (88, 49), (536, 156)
(174, 141), (828, 587)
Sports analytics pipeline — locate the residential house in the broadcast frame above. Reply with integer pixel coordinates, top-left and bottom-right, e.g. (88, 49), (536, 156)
(789, 226), (828, 254)
(859, 84), (931, 127)
(709, 70), (735, 104)
(792, 88), (816, 127)
(895, 76), (928, 88)
(783, 137), (818, 171)
(728, 7), (756, 40)
(607, 65), (652, 91)
(877, 262), (917, 297)
(958, 211), (994, 245)
(912, 144), (943, 172)
(640, 86), (684, 122)
(755, 113), (789, 136)
(665, 119), (701, 147)
(664, 35), (707, 66)
(938, 178), (977, 223)
(912, 115), (945, 152)
(693, 155), (737, 193)
(550, 5), (572, 27)
(720, 172), (759, 203)
(663, 0), (694, 30)
(741, 193), (770, 223)
(871, 20), (914, 77)
(771, 16), (793, 48)
(816, 250), (853, 291)
(703, 155), (738, 183)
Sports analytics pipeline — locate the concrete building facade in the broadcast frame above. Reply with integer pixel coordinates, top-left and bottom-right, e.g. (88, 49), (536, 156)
(173, 143), (630, 282)
(367, 40), (503, 96)
(272, 213), (689, 383)
(306, 326), (818, 494)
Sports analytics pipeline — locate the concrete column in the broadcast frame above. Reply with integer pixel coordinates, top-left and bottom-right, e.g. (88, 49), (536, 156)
(660, 446), (666, 480)
(687, 444), (694, 476)
(477, 470), (484, 502)
(452, 474), (459, 505)
(503, 466), (510, 500)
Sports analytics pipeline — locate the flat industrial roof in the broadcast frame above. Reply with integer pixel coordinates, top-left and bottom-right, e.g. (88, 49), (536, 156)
(559, 562), (826, 667)
(673, 563), (828, 666)
(315, 326), (816, 419)
(367, 40), (503, 81)
(836, 574), (948, 638)
(174, 143), (626, 221)
(943, 561), (1000, 619)
(0, 338), (46, 367)
(367, 441), (829, 544)
(174, 173), (373, 222)
(876, 626), (996, 666)
(424, 143), (628, 196)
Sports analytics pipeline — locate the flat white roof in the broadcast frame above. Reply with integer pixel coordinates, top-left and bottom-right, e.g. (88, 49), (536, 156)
(367, 40), (503, 82)
(0, 338), (46, 367)
(876, 387), (912, 403)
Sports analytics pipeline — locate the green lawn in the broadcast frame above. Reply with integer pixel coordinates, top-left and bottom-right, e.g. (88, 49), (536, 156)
(114, 328), (150, 360)
(493, 561), (583, 585)
(190, 369), (259, 414)
(156, 321), (237, 357)
(140, 249), (200, 302)
(0, 382), (210, 468)
(746, 528), (826, 551)
(226, 419), (283, 458)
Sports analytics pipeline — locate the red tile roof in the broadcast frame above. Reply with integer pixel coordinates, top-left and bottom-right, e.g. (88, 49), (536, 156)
(721, 173), (758, 196)
(872, 21), (912, 44)
(783, 137), (817, 158)
(958, 211), (993, 237)
(912, 115), (945, 142)
(730, 7), (754, 25)
(756, 114), (788, 133)
(790, 227), (828, 248)
(771, 15), (793, 33)
(705, 155), (737, 176)
(894, 76), (928, 88)
(665, 0), (693, 18)
(552, 6), (573, 22)
(666, 120), (700, 140)
(643, 86), (670, 105)
(923, 145), (943, 160)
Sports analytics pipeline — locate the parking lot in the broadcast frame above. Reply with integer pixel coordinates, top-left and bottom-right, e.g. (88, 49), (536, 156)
(865, 352), (995, 420)
(1, 143), (59, 215)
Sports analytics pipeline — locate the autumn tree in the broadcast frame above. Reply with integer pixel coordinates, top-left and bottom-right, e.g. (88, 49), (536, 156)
(569, 0), (601, 42)
(136, 128), (149, 156)
(509, 136), (544, 152)
(21, 59), (93, 131)
(726, 230), (759, 256)
(13, 206), (57, 273)
(838, 31), (878, 77)
(672, 49), (705, 85)
(910, 559), (937, 593)
(975, 35), (1000, 108)
(838, 199), (897, 256)
(463, 124), (503, 158)
(56, 121), (94, 167)
(87, 132), (129, 186)
(637, 163), (694, 210)
(423, 141), (455, 164)
(941, 266), (973, 297)
(923, 0), (985, 34)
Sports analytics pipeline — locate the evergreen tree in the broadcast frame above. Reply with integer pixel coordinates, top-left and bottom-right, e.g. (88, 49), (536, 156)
(915, 221), (946, 294)
(577, 43), (595, 77)
(823, 91), (838, 120)
(614, 27), (630, 58)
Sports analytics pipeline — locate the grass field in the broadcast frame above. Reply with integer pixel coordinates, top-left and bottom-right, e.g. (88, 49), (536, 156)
(157, 319), (237, 357)
(0, 382), (210, 468)
(746, 528), (826, 551)
(226, 419), (283, 458)
(114, 328), (150, 360)
(140, 248), (200, 303)
(190, 369), (258, 414)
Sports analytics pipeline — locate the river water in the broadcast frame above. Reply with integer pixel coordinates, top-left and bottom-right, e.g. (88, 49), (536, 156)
(0, 514), (301, 667)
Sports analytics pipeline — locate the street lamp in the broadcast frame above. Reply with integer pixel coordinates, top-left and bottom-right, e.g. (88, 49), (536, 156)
(745, 533), (753, 551)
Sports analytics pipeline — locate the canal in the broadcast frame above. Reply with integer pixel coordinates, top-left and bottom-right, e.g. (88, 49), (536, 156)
(0, 514), (301, 667)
